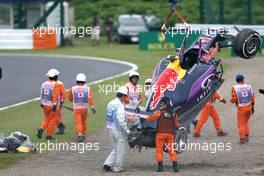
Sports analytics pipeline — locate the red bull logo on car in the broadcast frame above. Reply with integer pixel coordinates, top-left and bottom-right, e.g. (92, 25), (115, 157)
(150, 57), (186, 110)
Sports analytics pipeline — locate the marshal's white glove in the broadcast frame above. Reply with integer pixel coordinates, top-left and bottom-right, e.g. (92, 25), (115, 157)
(126, 129), (131, 135)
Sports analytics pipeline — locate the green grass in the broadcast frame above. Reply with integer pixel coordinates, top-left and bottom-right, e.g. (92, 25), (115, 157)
(0, 37), (234, 169)
(0, 153), (28, 170)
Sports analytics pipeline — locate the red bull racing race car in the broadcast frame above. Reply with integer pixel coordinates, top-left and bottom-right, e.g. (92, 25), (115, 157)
(126, 3), (262, 153)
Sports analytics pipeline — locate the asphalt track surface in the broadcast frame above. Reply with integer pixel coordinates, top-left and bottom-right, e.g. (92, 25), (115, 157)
(0, 54), (133, 108)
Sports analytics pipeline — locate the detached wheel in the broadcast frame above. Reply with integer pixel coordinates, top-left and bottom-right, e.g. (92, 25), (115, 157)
(233, 28), (262, 59)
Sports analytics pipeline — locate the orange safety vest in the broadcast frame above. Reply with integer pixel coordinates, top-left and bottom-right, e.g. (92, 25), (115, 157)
(56, 80), (65, 106)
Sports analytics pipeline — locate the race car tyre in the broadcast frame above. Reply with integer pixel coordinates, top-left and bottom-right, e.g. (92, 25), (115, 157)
(174, 127), (188, 154)
(233, 28), (261, 59)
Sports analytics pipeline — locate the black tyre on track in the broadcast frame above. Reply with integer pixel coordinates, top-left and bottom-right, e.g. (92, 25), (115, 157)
(233, 28), (262, 59)
(174, 127), (188, 154)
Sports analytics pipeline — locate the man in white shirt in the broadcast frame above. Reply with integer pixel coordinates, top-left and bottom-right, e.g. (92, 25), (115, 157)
(103, 86), (131, 173)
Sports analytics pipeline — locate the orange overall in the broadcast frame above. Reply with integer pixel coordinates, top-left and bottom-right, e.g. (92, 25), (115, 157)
(194, 92), (223, 135)
(54, 81), (66, 127)
(40, 80), (60, 136)
(147, 110), (179, 162)
(68, 83), (94, 135)
(231, 84), (255, 140)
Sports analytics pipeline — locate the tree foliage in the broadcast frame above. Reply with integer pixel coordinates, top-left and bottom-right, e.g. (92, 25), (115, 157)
(66, 0), (264, 27)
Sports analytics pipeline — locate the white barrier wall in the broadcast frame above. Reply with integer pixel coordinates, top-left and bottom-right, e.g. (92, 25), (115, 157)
(0, 29), (33, 50)
(175, 24), (264, 35)
(0, 29), (58, 50)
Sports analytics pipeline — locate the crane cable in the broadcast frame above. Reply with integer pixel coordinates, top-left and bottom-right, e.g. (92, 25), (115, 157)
(161, 7), (190, 59)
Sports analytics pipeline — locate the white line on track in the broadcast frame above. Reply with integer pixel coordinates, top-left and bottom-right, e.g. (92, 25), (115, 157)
(0, 54), (138, 111)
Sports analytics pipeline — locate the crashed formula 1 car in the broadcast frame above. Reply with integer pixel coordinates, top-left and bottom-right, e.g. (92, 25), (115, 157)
(126, 4), (262, 153)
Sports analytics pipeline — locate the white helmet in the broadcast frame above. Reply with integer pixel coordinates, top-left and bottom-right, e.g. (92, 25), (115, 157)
(145, 78), (152, 84)
(129, 71), (140, 78)
(117, 86), (128, 96)
(46, 69), (59, 77)
(76, 73), (86, 82)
